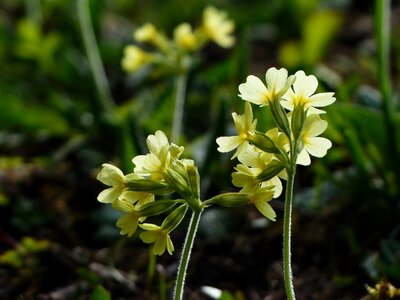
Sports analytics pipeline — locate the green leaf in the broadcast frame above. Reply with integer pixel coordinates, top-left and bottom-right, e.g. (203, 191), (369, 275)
(90, 285), (111, 300)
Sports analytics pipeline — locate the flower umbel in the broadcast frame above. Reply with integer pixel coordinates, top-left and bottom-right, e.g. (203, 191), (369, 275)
(217, 66), (335, 300)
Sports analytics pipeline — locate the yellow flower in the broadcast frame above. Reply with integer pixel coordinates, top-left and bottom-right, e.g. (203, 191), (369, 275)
(296, 114), (332, 166)
(121, 45), (151, 72)
(249, 187), (276, 221)
(201, 6), (235, 48)
(97, 163), (126, 204)
(134, 23), (158, 43)
(174, 23), (199, 51)
(134, 23), (170, 52)
(238, 67), (292, 106)
(139, 223), (174, 255)
(281, 70), (335, 114)
(233, 146), (283, 198)
(132, 131), (184, 181)
(113, 199), (143, 237)
(216, 102), (257, 158)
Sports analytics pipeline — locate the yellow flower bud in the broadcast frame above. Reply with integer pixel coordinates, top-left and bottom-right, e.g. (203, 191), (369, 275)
(121, 45), (151, 72)
(174, 23), (199, 51)
(134, 23), (158, 43)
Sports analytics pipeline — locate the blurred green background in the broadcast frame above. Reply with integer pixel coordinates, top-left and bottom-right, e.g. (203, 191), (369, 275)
(0, 0), (400, 299)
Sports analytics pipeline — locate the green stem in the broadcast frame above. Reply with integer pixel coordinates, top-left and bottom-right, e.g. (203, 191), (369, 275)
(283, 166), (296, 300)
(174, 209), (202, 300)
(77, 0), (115, 116)
(171, 73), (188, 143)
(375, 0), (398, 160)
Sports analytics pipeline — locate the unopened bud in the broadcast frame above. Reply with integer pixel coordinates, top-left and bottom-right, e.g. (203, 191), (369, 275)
(161, 204), (188, 233)
(139, 200), (177, 217)
(291, 104), (307, 141)
(125, 178), (172, 194)
(256, 160), (285, 182)
(249, 131), (281, 154)
(268, 98), (291, 138)
(204, 192), (250, 207)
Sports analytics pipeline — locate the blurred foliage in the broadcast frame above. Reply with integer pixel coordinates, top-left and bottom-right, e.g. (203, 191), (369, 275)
(0, 0), (400, 298)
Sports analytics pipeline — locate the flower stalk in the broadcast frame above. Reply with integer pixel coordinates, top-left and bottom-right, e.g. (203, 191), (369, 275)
(171, 72), (188, 143)
(173, 208), (203, 300)
(77, 0), (115, 117)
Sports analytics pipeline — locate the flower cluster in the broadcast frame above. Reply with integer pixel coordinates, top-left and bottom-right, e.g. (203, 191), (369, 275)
(217, 67), (335, 219)
(121, 6), (235, 73)
(97, 131), (199, 255)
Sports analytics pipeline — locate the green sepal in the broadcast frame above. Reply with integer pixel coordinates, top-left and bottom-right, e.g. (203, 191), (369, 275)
(164, 166), (192, 199)
(204, 193), (250, 207)
(161, 204), (188, 232)
(139, 200), (177, 217)
(126, 179), (173, 194)
(268, 98), (291, 138)
(186, 163), (200, 200)
(249, 131), (281, 154)
(256, 160), (285, 182)
(291, 104), (307, 141)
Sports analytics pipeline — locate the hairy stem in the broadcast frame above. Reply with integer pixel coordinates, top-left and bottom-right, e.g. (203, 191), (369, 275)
(77, 0), (115, 116)
(171, 73), (188, 143)
(174, 209), (202, 300)
(283, 166), (296, 300)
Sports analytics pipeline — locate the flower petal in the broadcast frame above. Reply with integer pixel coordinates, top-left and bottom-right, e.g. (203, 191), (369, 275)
(116, 213), (139, 237)
(308, 92), (336, 107)
(97, 164), (125, 186)
(305, 137), (332, 157)
(293, 71), (318, 97)
(216, 136), (241, 153)
(296, 148), (311, 166)
(254, 201), (276, 221)
(97, 187), (121, 203)
(265, 67), (288, 95)
(304, 115), (328, 137)
(238, 75), (269, 105)
(166, 235), (174, 255)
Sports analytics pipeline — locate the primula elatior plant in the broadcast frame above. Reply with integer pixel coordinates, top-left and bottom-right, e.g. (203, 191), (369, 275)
(122, 6), (235, 143)
(96, 67), (335, 299)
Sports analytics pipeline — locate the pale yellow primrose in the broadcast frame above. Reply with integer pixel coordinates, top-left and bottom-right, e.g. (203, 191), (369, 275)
(296, 114), (332, 166)
(140, 223), (174, 256)
(97, 163), (126, 203)
(201, 6), (235, 48)
(112, 199), (143, 237)
(249, 188), (276, 221)
(236, 146), (283, 197)
(216, 102), (256, 158)
(132, 130), (184, 181)
(174, 23), (199, 51)
(121, 45), (151, 72)
(238, 67), (290, 106)
(281, 70), (336, 114)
